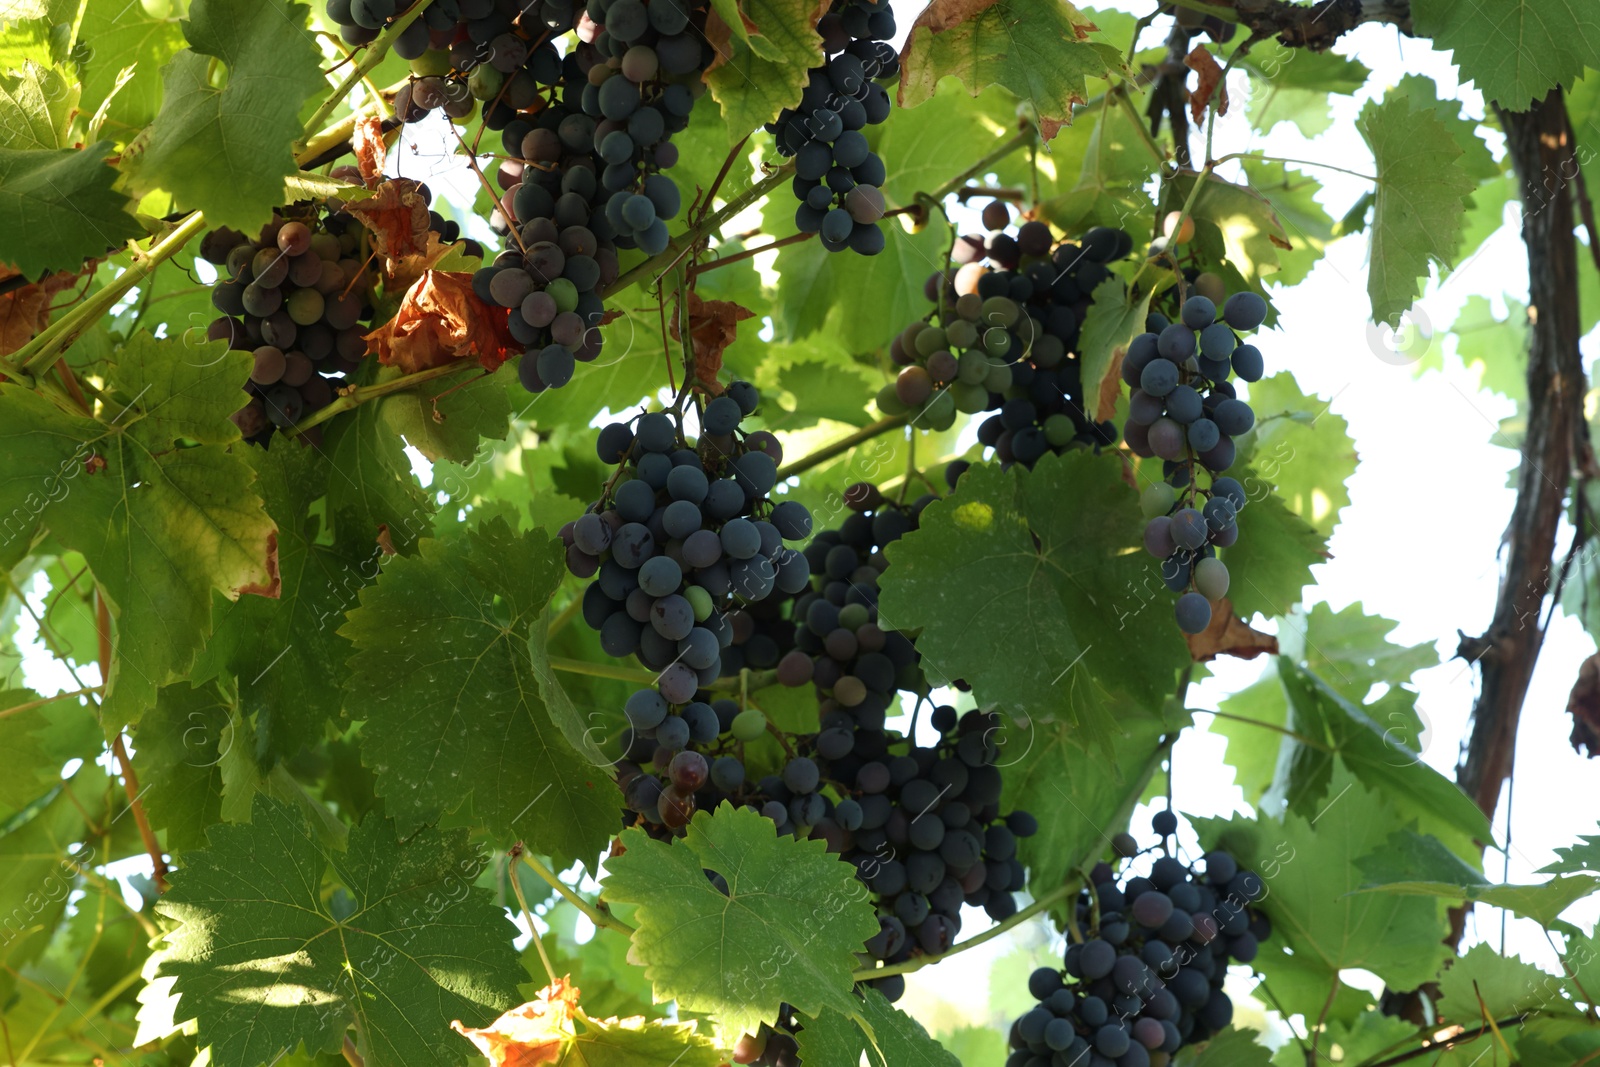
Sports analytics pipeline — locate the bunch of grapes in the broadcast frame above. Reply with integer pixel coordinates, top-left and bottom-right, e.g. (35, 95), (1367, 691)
(1121, 285), (1268, 633)
(885, 210), (1130, 464)
(1006, 816), (1270, 1067)
(572, 0), (711, 253)
(201, 199), (382, 445)
(719, 590), (800, 677)
(766, 0), (897, 256)
(732, 1005), (802, 1066)
(777, 484), (927, 728)
(842, 704), (1038, 1003)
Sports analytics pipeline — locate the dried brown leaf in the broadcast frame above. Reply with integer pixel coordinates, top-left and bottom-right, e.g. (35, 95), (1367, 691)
(1184, 44), (1229, 125)
(669, 290), (754, 388)
(352, 114), (388, 190)
(451, 978), (580, 1067)
(364, 270), (517, 374)
(1186, 598), (1278, 662)
(0, 268), (87, 358)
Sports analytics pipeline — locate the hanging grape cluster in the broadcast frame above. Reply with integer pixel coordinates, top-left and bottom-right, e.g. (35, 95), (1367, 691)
(202, 199), (382, 446)
(1122, 281), (1269, 633)
(885, 205), (1130, 465)
(1005, 815), (1271, 1067)
(767, 0), (898, 256)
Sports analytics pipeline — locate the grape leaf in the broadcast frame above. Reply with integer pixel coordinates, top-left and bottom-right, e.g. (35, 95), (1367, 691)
(0, 333), (275, 728)
(1541, 831), (1600, 876)
(1274, 660), (1490, 841)
(151, 794), (525, 1067)
(1003, 699), (1188, 902)
(1276, 602), (1437, 702)
(340, 518), (619, 872)
(1357, 87), (1476, 327)
(1515, 1016), (1600, 1067)
(1237, 160), (1334, 287)
(192, 444), (376, 760)
(0, 61), (76, 149)
(1206, 672), (1284, 804)
(548, 1014), (725, 1066)
(795, 989), (960, 1067)
(1241, 44), (1369, 138)
(764, 360), (878, 431)
(873, 81), (1031, 209)
(1173, 1027), (1274, 1067)
(1423, 294), (1529, 401)
(1409, 0), (1600, 110)
(0, 780), (92, 981)
(322, 392), (434, 554)
(79, 0), (188, 137)
(770, 198), (952, 353)
(1435, 943), (1572, 1022)
(1157, 171), (1293, 298)
(1220, 484), (1324, 622)
(1194, 763), (1454, 992)
(1236, 372), (1355, 537)
(133, 682), (236, 853)
(879, 451), (1188, 745)
(1354, 829), (1598, 930)
(897, 0), (1122, 142)
(377, 367), (512, 465)
(539, 901), (656, 1022)
(130, 0), (326, 231)
(0, 687), (98, 816)
(1040, 96), (1157, 248)
(1078, 275), (1152, 422)
(0, 144), (144, 277)
(601, 804), (878, 1038)
(703, 0), (825, 143)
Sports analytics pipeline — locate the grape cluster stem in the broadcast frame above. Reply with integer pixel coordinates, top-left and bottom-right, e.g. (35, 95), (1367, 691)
(519, 851), (637, 936)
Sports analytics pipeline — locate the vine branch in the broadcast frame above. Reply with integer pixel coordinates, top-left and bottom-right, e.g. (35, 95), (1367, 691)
(97, 594), (168, 894)
(849, 880), (1078, 983)
(774, 414), (909, 480)
(546, 655), (775, 693)
(519, 852), (635, 937)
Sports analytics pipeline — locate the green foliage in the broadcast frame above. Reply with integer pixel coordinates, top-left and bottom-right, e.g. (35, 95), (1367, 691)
(150, 794), (525, 1067)
(340, 519), (620, 870)
(78, 0), (189, 138)
(129, 0), (325, 230)
(0, 144), (144, 277)
(794, 989), (961, 1067)
(1195, 763), (1455, 993)
(702, 0), (825, 140)
(1241, 45), (1370, 138)
(897, 0), (1122, 141)
(1357, 86), (1476, 326)
(1409, 0), (1600, 109)
(602, 804), (877, 1038)
(878, 451), (1188, 744)
(0, 334), (275, 728)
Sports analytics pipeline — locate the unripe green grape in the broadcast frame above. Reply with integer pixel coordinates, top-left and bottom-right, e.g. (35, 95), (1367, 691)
(945, 319), (979, 349)
(468, 64), (505, 100)
(546, 278), (579, 313)
(917, 389), (956, 430)
(913, 326), (948, 357)
(981, 361), (1013, 393)
(1044, 413), (1077, 447)
(1140, 482), (1177, 518)
(286, 287), (325, 326)
(956, 349), (989, 385)
(838, 602), (871, 631)
(981, 327), (1011, 358)
(953, 382), (990, 413)
(981, 296), (1019, 328)
(1194, 557), (1230, 600)
(684, 584), (713, 621)
(410, 49), (453, 78)
(875, 383), (910, 416)
(731, 708), (767, 742)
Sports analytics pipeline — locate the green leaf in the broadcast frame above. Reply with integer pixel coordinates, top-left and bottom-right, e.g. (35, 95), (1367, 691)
(1003, 700), (1187, 900)
(1275, 660), (1491, 842)
(0, 143), (144, 276)
(322, 393), (434, 554)
(133, 681), (236, 852)
(1409, 0), (1600, 109)
(1541, 830), (1600, 875)
(872, 81), (1029, 208)
(0, 334), (276, 728)
(1426, 294), (1528, 400)
(1236, 161), (1334, 287)
(1157, 171), (1294, 298)
(341, 519), (619, 871)
(0, 61), (76, 149)
(551, 1014), (725, 1066)
(1077, 275), (1150, 423)
(377, 367), (512, 465)
(601, 803), (878, 1038)
(0, 687), (98, 816)
(192, 444), (375, 760)
(897, 0), (1123, 141)
(1276, 602), (1437, 703)
(703, 0), (824, 142)
(1516, 1016), (1600, 1067)
(1236, 372), (1355, 537)
(1241, 44), (1369, 138)
(1173, 1027), (1274, 1067)
(765, 360), (878, 431)
(79, 0), (189, 137)
(1207, 673), (1286, 804)
(1393, 75), (1499, 183)
(152, 794), (525, 1067)
(1354, 829), (1599, 929)
(1357, 87), (1476, 326)
(538, 899), (657, 1021)
(1040, 95), (1157, 246)
(770, 206), (952, 353)
(0, 781), (92, 978)
(1193, 763), (1454, 993)
(1435, 943), (1572, 1021)
(795, 989), (960, 1067)
(1219, 486), (1324, 621)
(877, 451), (1188, 744)
(130, 0), (326, 231)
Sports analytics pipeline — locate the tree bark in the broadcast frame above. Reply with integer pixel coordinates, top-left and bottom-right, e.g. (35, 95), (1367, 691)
(1457, 90), (1585, 822)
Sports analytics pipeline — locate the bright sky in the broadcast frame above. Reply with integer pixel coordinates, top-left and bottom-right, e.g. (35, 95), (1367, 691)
(11, 3), (1599, 1059)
